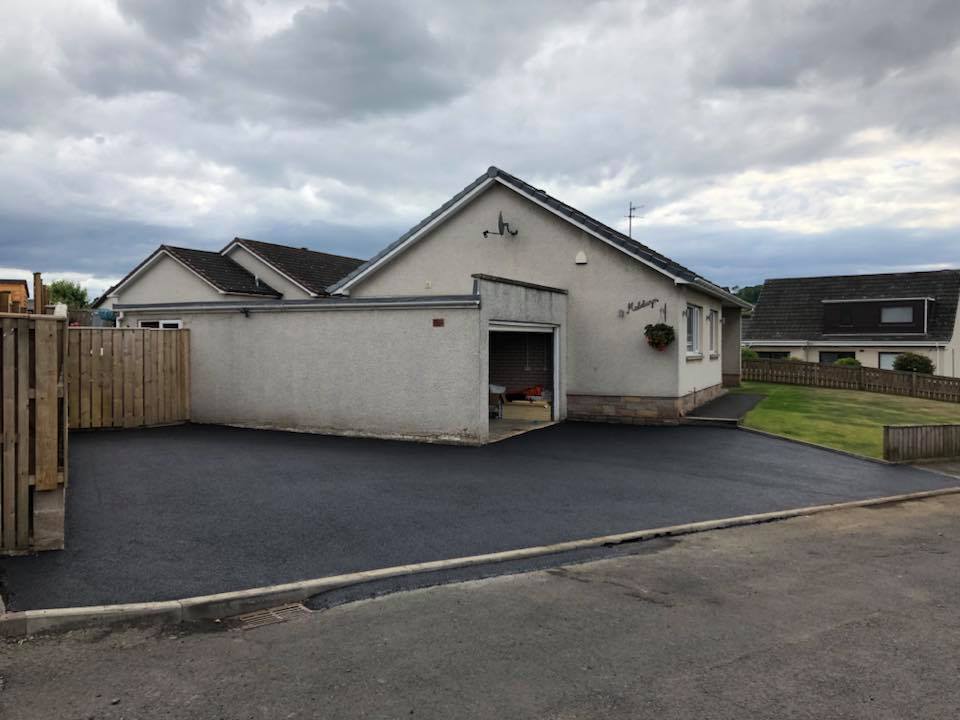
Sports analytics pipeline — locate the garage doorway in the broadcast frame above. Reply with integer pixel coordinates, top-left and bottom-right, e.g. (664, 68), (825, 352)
(488, 324), (558, 442)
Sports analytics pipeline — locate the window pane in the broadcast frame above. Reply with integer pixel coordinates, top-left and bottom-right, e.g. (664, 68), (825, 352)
(687, 305), (700, 353)
(879, 353), (899, 370)
(819, 351), (855, 364)
(881, 306), (913, 323)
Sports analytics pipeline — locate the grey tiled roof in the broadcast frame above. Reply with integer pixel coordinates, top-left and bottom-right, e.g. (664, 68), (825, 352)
(163, 246), (281, 297)
(231, 238), (365, 296)
(743, 270), (960, 342)
(329, 167), (740, 302)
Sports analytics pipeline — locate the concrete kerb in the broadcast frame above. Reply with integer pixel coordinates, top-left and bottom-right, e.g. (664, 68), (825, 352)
(3, 486), (959, 638)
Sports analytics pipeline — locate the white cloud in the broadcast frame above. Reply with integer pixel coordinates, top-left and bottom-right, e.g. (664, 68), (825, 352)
(644, 130), (960, 233)
(0, 267), (119, 299)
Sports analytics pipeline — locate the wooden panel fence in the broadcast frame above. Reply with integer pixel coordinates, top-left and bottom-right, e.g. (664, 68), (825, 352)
(883, 425), (960, 462)
(0, 313), (68, 554)
(67, 328), (190, 430)
(743, 358), (960, 403)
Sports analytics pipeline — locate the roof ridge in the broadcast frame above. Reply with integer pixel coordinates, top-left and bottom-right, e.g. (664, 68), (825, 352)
(233, 237), (364, 263)
(765, 268), (960, 283)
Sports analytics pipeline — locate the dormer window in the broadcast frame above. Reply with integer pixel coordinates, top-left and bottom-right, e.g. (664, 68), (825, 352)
(822, 297), (931, 335)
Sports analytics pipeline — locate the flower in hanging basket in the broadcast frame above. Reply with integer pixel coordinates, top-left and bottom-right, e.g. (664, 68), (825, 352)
(644, 323), (675, 351)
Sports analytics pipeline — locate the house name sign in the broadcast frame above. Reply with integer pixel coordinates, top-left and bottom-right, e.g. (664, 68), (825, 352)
(618, 297), (660, 319)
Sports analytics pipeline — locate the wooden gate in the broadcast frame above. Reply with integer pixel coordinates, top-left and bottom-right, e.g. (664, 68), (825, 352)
(0, 313), (68, 554)
(67, 328), (190, 430)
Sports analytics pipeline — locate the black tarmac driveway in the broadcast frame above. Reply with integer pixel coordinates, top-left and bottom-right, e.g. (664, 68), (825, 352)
(1, 423), (955, 611)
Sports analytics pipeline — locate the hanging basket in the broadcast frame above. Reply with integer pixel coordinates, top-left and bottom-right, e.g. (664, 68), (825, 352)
(644, 323), (675, 352)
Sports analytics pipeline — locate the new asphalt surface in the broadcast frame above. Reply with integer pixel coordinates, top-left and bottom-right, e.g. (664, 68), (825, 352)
(687, 392), (765, 419)
(1, 422), (955, 611)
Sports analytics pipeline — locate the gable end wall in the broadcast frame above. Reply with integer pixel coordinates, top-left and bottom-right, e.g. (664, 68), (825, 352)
(349, 183), (720, 401)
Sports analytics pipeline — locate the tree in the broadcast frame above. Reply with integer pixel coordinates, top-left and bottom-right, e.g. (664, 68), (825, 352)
(892, 352), (934, 374)
(741, 347), (759, 361)
(48, 279), (89, 309)
(732, 284), (762, 305)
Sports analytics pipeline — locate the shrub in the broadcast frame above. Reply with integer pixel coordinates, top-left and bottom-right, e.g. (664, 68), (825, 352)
(643, 323), (676, 351)
(741, 347), (759, 361)
(833, 357), (861, 367)
(892, 352), (935, 374)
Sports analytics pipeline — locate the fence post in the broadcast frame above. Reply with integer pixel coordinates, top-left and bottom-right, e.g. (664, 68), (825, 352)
(32, 272), (42, 314)
(911, 372), (917, 398)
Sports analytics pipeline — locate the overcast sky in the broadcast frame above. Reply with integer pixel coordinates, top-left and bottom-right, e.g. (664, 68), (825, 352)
(2, 0), (959, 298)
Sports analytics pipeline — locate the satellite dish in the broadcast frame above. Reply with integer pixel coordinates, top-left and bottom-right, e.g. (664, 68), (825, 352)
(483, 211), (519, 238)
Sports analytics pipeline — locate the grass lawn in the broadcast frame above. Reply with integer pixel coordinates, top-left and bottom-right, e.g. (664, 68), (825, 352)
(731, 381), (960, 458)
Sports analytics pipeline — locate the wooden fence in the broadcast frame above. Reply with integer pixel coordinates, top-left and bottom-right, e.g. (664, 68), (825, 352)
(743, 358), (960, 403)
(883, 425), (960, 462)
(0, 313), (68, 554)
(67, 328), (190, 430)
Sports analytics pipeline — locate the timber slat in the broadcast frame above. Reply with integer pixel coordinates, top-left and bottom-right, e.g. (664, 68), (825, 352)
(2, 319), (15, 548)
(1, 312), (68, 554)
(883, 424), (960, 462)
(744, 358), (960, 404)
(65, 327), (190, 431)
(34, 320), (59, 491)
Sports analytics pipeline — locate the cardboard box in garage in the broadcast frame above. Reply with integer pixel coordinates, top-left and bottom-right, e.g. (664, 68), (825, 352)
(502, 400), (552, 422)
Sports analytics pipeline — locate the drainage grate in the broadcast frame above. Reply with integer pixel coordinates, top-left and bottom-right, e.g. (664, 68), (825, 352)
(228, 603), (312, 630)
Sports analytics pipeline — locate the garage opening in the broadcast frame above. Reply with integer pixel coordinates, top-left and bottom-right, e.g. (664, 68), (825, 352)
(488, 327), (557, 442)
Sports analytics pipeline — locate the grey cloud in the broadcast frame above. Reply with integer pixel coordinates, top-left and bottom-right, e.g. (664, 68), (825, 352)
(116, 0), (249, 43)
(714, 0), (960, 88)
(211, 2), (463, 121)
(2, 0), (960, 290)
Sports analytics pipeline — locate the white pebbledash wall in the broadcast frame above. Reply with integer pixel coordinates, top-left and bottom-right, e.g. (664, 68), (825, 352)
(105, 255), (224, 309)
(119, 278), (568, 444)
(347, 182), (728, 414)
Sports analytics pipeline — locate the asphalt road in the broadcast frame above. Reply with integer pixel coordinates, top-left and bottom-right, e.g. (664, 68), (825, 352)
(0, 422), (955, 610)
(3, 494), (958, 719)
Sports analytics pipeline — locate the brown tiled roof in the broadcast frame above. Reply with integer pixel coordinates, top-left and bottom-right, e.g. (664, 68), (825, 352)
(743, 269), (960, 342)
(162, 246), (280, 297)
(92, 246), (281, 307)
(230, 238), (365, 296)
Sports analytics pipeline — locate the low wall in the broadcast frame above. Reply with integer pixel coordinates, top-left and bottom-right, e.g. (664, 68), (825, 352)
(568, 383), (724, 424)
(884, 425), (960, 462)
(125, 304), (485, 444)
(744, 358), (960, 403)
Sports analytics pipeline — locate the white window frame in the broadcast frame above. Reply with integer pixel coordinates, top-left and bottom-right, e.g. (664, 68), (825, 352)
(138, 319), (183, 329)
(707, 309), (719, 356)
(686, 304), (702, 357)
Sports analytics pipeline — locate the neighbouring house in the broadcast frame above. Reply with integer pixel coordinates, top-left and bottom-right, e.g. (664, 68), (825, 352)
(743, 270), (960, 376)
(93, 239), (366, 315)
(0, 278), (30, 308)
(109, 167), (750, 444)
